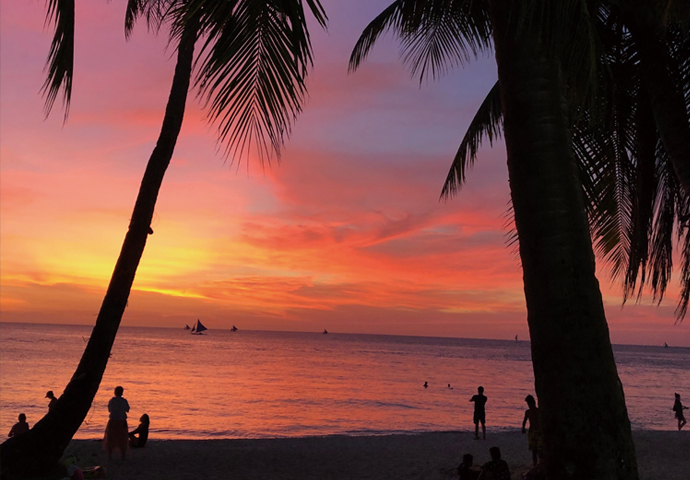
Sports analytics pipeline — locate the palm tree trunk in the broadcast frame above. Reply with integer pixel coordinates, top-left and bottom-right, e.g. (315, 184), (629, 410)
(0, 18), (198, 479)
(489, 2), (639, 479)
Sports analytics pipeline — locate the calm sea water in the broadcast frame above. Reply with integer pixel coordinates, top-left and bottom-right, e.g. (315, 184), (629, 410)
(0, 323), (688, 440)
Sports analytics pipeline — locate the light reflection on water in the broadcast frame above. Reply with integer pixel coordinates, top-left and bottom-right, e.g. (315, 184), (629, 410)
(0, 323), (687, 439)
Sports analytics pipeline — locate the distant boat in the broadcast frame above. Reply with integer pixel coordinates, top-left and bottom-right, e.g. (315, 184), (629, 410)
(184, 324), (191, 330)
(664, 342), (669, 348)
(231, 325), (238, 332)
(515, 335), (518, 342)
(191, 319), (207, 335)
(323, 329), (328, 334)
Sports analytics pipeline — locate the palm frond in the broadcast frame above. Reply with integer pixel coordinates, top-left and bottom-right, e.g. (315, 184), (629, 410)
(441, 81), (502, 200)
(187, 0), (326, 162)
(42, 0), (75, 119)
(125, 0), (174, 39)
(349, 0), (491, 82)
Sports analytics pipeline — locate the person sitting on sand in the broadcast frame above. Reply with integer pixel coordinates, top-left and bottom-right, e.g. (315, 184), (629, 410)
(8, 413), (29, 437)
(458, 453), (480, 480)
(129, 414), (150, 448)
(477, 447), (510, 480)
(103, 386), (130, 460)
(521, 394), (543, 466)
(470, 386), (487, 439)
(46, 390), (57, 411)
(673, 393), (688, 430)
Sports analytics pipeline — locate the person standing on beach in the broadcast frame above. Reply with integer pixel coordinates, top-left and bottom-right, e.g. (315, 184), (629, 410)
(470, 386), (487, 439)
(45, 390), (57, 410)
(103, 386), (130, 460)
(673, 393), (687, 430)
(8, 413), (29, 437)
(521, 394), (543, 466)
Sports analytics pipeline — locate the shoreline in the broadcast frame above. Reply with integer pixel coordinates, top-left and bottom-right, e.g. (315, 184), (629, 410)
(64, 429), (689, 480)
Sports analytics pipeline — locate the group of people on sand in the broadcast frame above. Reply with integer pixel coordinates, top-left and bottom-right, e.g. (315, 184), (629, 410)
(7, 385), (150, 461)
(458, 447), (511, 480)
(456, 387), (689, 479)
(454, 389), (545, 479)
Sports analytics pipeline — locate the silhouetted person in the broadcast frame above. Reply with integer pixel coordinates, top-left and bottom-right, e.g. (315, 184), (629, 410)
(129, 414), (150, 448)
(470, 386), (487, 439)
(477, 446), (510, 480)
(8, 413), (29, 437)
(448, 384), (453, 390)
(674, 393), (687, 430)
(103, 386), (130, 460)
(424, 381), (428, 389)
(45, 390), (57, 411)
(522, 394), (543, 466)
(458, 453), (479, 480)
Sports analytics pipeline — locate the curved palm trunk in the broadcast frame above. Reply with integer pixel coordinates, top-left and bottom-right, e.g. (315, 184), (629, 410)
(489, 2), (639, 479)
(0, 19), (198, 478)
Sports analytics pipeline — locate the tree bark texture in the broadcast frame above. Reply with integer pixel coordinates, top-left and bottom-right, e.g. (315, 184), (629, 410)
(489, 1), (639, 479)
(0, 19), (198, 479)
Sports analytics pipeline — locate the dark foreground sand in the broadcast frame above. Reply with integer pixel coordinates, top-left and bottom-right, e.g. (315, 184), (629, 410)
(65, 430), (689, 480)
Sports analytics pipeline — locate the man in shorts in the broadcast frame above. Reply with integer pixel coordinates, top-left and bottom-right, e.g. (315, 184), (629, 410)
(470, 386), (487, 439)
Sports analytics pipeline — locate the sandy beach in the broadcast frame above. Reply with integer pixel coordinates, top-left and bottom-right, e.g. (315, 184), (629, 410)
(64, 430), (689, 480)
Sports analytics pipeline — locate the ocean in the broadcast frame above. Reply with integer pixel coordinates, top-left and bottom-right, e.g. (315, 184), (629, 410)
(0, 323), (687, 440)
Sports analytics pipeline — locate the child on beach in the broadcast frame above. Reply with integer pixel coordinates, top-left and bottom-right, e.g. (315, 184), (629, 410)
(470, 386), (487, 439)
(129, 414), (150, 448)
(521, 394), (543, 466)
(103, 386), (130, 460)
(673, 393), (687, 430)
(8, 413), (29, 437)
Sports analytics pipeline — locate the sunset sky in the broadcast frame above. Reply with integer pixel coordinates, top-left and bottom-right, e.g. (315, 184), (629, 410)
(1, 0), (688, 346)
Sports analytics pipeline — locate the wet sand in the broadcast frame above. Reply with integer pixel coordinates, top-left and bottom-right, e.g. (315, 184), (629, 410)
(65, 429), (689, 480)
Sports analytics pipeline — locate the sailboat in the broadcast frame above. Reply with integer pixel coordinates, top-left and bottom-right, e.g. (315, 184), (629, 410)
(323, 329), (328, 334)
(231, 325), (238, 332)
(184, 324), (191, 330)
(191, 319), (207, 335)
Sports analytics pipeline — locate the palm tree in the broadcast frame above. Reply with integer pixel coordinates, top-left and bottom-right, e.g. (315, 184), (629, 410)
(441, 4), (690, 320)
(350, 1), (639, 478)
(0, 0), (326, 476)
(572, 9), (690, 320)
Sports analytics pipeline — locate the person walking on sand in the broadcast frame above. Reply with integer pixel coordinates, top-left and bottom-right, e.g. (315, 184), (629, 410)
(470, 386), (487, 439)
(103, 386), (130, 460)
(45, 390), (57, 411)
(521, 394), (543, 466)
(673, 393), (688, 430)
(8, 413), (29, 437)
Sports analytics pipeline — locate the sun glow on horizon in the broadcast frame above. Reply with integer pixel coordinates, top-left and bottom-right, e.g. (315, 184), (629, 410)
(1, 0), (688, 347)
